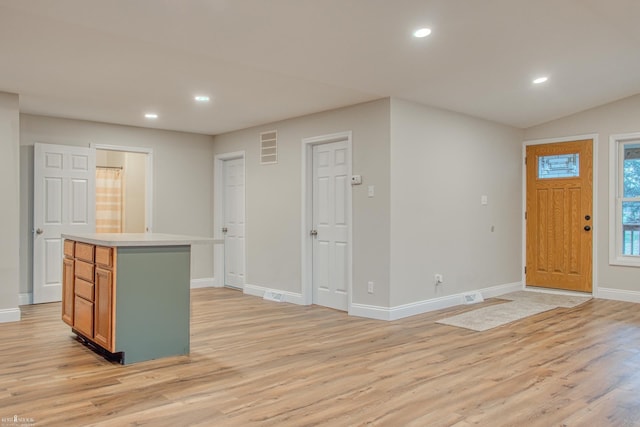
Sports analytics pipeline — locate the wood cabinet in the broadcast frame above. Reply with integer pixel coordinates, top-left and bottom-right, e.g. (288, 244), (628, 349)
(62, 240), (115, 353)
(93, 246), (114, 350)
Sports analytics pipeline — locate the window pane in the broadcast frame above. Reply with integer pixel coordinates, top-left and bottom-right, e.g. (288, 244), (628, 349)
(623, 145), (640, 198)
(623, 201), (640, 225)
(622, 201), (640, 256)
(538, 153), (579, 179)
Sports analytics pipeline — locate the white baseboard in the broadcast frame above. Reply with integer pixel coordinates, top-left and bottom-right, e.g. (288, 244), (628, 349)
(243, 284), (305, 305)
(597, 287), (640, 303)
(19, 293), (33, 306)
(349, 303), (395, 321)
(211, 276), (223, 287)
(0, 308), (21, 323)
(190, 278), (217, 289)
(481, 282), (524, 299)
(350, 281), (524, 321)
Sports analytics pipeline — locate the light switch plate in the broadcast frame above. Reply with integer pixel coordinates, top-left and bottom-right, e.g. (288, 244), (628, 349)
(368, 185), (375, 197)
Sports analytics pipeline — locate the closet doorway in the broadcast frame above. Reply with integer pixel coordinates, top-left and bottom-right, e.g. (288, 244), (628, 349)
(94, 145), (153, 233)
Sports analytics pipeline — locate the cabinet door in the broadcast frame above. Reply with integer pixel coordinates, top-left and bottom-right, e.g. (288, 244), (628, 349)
(74, 296), (93, 338)
(62, 257), (74, 326)
(94, 267), (114, 351)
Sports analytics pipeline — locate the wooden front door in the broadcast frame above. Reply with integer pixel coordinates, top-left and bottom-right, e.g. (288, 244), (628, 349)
(526, 140), (593, 292)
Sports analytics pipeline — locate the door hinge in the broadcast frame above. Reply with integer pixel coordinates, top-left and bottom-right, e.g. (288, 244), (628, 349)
(525, 211), (527, 220)
(524, 266), (527, 274)
(524, 156), (527, 165)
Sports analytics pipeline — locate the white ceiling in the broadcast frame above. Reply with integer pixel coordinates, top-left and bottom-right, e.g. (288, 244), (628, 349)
(1, 0), (639, 135)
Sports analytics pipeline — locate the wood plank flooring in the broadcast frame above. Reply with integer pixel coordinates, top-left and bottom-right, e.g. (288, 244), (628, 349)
(2, 288), (640, 426)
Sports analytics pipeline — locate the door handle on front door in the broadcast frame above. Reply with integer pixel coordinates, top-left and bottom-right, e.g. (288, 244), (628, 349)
(310, 229), (318, 237)
(584, 225), (591, 231)
(35, 228), (43, 235)
(222, 227), (228, 233)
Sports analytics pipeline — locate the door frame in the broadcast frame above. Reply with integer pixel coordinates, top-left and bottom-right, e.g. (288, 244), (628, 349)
(522, 134), (598, 296)
(91, 144), (154, 232)
(213, 151), (246, 288)
(301, 131), (353, 309)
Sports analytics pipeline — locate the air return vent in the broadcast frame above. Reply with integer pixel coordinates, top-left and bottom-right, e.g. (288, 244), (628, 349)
(260, 130), (277, 164)
(463, 292), (484, 304)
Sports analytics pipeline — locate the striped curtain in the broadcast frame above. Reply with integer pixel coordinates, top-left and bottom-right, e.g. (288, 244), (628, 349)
(96, 168), (123, 233)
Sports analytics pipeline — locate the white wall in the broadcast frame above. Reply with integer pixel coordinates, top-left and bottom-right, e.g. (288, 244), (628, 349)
(389, 98), (524, 306)
(20, 114), (215, 296)
(0, 92), (20, 322)
(524, 93), (640, 295)
(212, 99), (391, 307)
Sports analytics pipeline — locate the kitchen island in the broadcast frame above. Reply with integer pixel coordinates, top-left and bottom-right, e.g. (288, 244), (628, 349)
(61, 233), (210, 364)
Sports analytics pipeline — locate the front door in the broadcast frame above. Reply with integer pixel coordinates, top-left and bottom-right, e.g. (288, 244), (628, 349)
(526, 139), (593, 292)
(312, 141), (349, 311)
(223, 157), (245, 289)
(33, 143), (95, 303)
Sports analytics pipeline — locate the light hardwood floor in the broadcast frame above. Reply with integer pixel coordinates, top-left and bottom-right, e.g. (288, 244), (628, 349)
(2, 288), (640, 426)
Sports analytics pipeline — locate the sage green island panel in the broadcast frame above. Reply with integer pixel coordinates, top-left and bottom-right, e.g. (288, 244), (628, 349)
(115, 245), (191, 364)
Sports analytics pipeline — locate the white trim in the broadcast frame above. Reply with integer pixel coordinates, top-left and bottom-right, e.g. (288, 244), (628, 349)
(479, 281), (525, 299)
(0, 308), (21, 323)
(243, 284), (305, 305)
(190, 277), (217, 289)
(609, 132), (640, 267)
(522, 134), (599, 296)
(598, 287), (640, 303)
(301, 131), (353, 310)
(19, 293), (33, 305)
(350, 282), (524, 321)
(213, 151), (246, 289)
(92, 143), (154, 232)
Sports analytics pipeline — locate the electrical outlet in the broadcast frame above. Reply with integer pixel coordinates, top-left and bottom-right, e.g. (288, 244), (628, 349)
(434, 274), (443, 285)
(367, 281), (374, 294)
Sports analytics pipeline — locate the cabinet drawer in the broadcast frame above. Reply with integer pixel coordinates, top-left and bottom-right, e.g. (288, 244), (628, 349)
(74, 296), (94, 338)
(95, 246), (114, 268)
(74, 278), (94, 302)
(64, 240), (75, 258)
(75, 260), (94, 282)
(75, 242), (94, 262)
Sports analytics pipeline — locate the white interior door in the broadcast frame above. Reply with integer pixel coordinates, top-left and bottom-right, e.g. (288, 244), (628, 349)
(33, 143), (95, 303)
(223, 157), (245, 288)
(312, 141), (349, 311)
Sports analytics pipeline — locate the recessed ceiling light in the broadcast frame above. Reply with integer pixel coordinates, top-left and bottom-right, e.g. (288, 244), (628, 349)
(144, 113), (158, 119)
(194, 95), (210, 102)
(533, 76), (548, 84)
(413, 28), (432, 38)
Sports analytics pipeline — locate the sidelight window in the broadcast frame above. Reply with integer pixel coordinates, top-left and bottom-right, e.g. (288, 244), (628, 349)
(611, 133), (640, 266)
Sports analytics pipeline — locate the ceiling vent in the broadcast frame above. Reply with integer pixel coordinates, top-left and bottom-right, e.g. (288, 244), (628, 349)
(260, 130), (278, 165)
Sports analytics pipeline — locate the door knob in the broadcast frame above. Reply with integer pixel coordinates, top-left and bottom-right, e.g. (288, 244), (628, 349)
(222, 227), (228, 233)
(310, 229), (318, 236)
(35, 228), (44, 235)
(585, 215), (591, 220)
(584, 225), (591, 231)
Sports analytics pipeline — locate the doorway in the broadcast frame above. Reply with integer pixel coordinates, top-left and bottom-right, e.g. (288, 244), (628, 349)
(33, 143), (153, 304)
(302, 132), (352, 311)
(93, 144), (153, 233)
(95, 149), (148, 233)
(525, 139), (593, 292)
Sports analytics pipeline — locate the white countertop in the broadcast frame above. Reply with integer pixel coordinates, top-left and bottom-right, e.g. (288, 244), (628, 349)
(62, 233), (213, 247)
